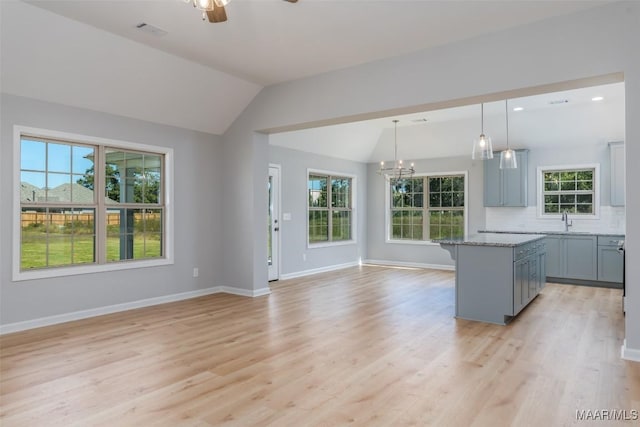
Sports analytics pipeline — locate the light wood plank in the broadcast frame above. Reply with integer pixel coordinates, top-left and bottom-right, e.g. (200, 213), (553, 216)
(1, 266), (638, 426)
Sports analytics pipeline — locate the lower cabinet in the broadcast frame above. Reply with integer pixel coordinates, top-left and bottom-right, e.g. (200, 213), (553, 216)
(597, 236), (624, 283)
(544, 235), (597, 281)
(545, 234), (623, 286)
(513, 241), (546, 315)
(453, 238), (546, 325)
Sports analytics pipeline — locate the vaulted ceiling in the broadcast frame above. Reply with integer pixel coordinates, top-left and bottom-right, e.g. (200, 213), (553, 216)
(1, 0), (611, 136)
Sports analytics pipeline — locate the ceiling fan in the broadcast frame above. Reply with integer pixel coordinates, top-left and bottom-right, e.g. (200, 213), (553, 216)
(187, 0), (298, 24)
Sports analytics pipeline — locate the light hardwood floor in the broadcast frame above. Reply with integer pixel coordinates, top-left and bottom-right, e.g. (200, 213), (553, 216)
(1, 265), (638, 426)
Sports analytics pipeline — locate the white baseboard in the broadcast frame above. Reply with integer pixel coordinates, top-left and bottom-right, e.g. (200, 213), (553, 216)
(363, 259), (455, 271)
(621, 339), (640, 362)
(279, 261), (360, 280)
(221, 286), (271, 297)
(0, 285), (271, 335)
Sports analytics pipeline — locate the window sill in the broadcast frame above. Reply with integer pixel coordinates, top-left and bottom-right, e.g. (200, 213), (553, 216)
(385, 239), (441, 246)
(307, 240), (357, 249)
(13, 257), (174, 282)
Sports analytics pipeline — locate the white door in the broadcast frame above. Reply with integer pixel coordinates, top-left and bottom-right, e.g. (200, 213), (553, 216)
(268, 165), (280, 281)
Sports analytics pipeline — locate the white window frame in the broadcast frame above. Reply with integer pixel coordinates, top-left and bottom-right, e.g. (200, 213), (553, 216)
(536, 163), (600, 219)
(385, 171), (469, 245)
(307, 168), (357, 248)
(13, 125), (174, 281)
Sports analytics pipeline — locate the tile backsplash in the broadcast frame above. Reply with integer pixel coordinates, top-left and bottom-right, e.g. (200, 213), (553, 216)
(484, 206), (625, 235)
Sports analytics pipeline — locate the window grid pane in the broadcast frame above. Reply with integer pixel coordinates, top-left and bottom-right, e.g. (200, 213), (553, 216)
(542, 168), (595, 215)
(308, 173), (352, 243)
(390, 175), (465, 242)
(20, 207), (96, 270)
(20, 136), (166, 271)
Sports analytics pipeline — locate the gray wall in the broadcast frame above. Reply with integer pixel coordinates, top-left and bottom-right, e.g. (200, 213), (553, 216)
(366, 156), (485, 267)
(0, 94), (224, 325)
(268, 145), (367, 275)
(221, 2), (640, 352)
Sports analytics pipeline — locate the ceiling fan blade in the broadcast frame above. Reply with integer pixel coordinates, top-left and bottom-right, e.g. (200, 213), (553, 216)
(206, 4), (227, 23)
(284, 0), (298, 3)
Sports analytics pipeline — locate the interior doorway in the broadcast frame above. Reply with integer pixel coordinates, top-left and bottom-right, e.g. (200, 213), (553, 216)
(268, 165), (281, 281)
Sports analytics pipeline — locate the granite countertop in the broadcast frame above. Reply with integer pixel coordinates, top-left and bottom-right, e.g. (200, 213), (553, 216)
(434, 233), (545, 247)
(479, 229), (625, 237)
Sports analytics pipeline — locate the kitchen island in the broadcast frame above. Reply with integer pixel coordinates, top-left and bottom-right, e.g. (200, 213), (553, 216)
(436, 233), (546, 325)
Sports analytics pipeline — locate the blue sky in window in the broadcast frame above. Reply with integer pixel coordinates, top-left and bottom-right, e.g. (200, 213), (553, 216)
(21, 139), (94, 189)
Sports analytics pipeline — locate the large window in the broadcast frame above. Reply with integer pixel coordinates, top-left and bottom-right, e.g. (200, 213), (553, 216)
(538, 165), (598, 216)
(388, 173), (466, 242)
(308, 172), (354, 245)
(15, 127), (173, 280)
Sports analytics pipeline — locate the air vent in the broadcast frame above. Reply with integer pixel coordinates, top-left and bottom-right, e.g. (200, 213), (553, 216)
(135, 22), (168, 37)
(549, 99), (569, 105)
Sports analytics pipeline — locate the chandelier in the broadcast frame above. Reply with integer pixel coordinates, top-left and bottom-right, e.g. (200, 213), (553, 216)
(378, 120), (415, 181)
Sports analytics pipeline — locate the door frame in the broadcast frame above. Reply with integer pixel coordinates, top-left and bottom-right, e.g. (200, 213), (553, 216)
(268, 164), (281, 281)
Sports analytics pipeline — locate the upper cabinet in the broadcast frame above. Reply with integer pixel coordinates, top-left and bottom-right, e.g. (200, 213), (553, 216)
(484, 150), (529, 207)
(609, 141), (625, 206)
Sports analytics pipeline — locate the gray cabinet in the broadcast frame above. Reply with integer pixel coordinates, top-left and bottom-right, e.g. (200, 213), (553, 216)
(450, 237), (546, 324)
(545, 235), (597, 281)
(544, 235), (563, 277)
(609, 142), (625, 207)
(513, 240), (546, 316)
(597, 235), (624, 283)
(484, 150), (529, 207)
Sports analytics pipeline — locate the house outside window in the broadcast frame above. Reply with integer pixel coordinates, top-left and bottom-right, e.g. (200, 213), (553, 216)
(14, 126), (173, 281)
(537, 164), (599, 217)
(308, 170), (355, 246)
(386, 172), (467, 242)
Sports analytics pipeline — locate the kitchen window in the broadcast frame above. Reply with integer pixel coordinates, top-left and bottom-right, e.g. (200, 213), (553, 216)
(14, 126), (173, 281)
(538, 165), (599, 217)
(387, 172), (467, 242)
(308, 171), (355, 246)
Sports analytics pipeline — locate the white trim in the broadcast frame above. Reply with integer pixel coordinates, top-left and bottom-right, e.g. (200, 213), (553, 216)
(12, 125), (175, 281)
(385, 239), (441, 246)
(306, 239), (357, 249)
(307, 168), (357, 248)
(221, 286), (271, 297)
(279, 261), (359, 280)
(268, 163), (282, 281)
(364, 259), (455, 271)
(384, 170), (469, 244)
(536, 163), (600, 219)
(621, 339), (640, 362)
(0, 286), (222, 335)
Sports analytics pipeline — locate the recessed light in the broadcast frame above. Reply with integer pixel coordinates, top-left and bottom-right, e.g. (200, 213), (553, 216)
(592, 96), (604, 101)
(513, 107), (524, 112)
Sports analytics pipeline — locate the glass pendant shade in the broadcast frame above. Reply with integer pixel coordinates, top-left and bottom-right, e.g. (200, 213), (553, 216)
(472, 133), (494, 160)
(499, 99), (518, 169)
(500, 148), (517, 169)
(472, 103), (494, 160)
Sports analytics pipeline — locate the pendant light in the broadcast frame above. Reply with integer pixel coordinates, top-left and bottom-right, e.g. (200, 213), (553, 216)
(471, 103), (494, 160)
(500, 99), (517, 169)
(378, 120), (415, 181)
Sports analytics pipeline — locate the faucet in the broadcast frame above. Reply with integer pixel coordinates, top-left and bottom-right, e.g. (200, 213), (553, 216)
(561, 210), (573, 232)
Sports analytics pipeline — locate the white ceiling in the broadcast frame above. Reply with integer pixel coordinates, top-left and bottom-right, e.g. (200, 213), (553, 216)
(269, 82), (625, 162)
(1, 0), (615, 136)
(25, 0), (611, 86)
